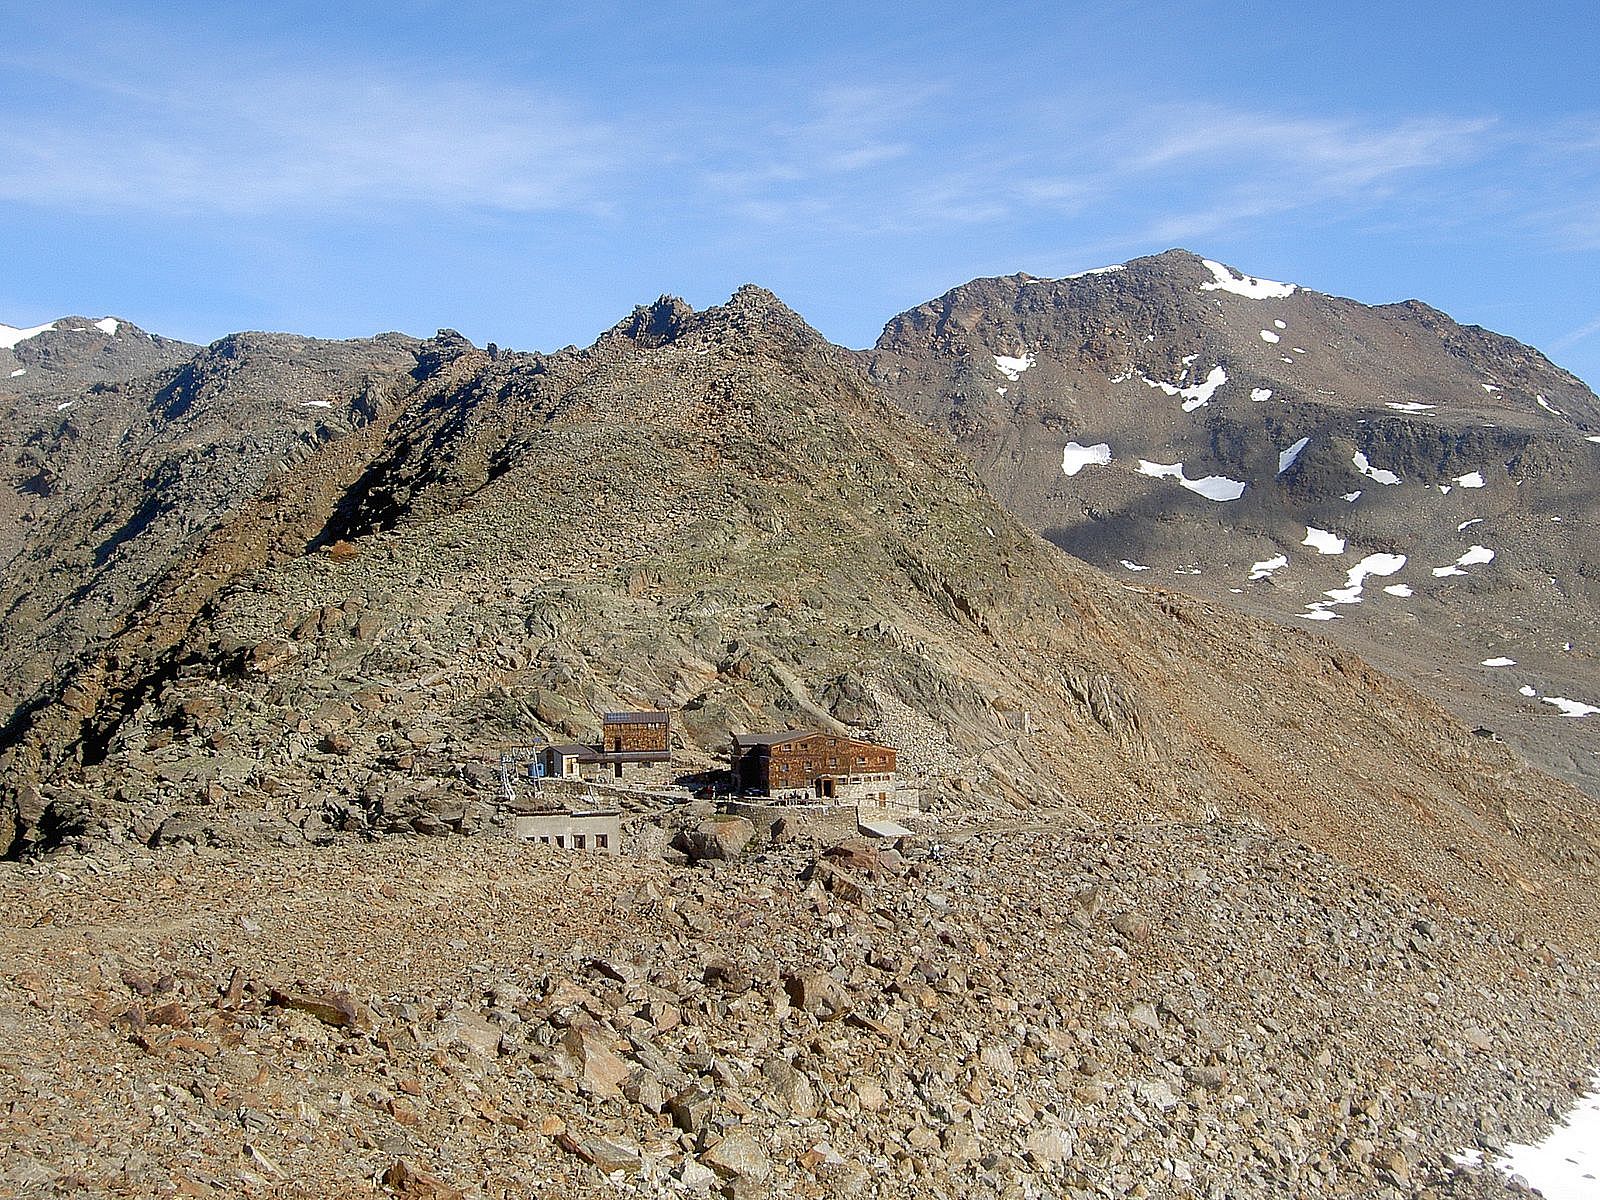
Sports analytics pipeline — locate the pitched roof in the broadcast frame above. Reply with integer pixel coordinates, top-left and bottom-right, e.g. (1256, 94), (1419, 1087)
(731, 730), (809, 747)
(732, 730), (896, 753)
(547, 743), (602, 761)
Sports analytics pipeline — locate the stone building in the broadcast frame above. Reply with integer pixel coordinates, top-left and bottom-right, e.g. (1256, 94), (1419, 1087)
(510, 807), (621, 853)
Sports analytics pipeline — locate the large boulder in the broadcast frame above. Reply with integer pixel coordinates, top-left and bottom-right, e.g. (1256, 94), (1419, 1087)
(672, 816), (756, 864)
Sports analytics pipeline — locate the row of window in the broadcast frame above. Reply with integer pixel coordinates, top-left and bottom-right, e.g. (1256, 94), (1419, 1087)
(777, 756), (888, 771)
(532, 833), (610, 849)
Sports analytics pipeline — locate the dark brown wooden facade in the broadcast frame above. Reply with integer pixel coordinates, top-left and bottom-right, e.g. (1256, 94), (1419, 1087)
(602, 711), (671, 760)
(731, 731), (896, 797)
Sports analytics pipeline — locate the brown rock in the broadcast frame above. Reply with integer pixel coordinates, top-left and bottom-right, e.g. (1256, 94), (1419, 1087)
(146, 1001), (191, 1029)
(382, 1159), (465, 1199)
(786, 970), (850, 1019)
(555, 1025), (631, 1097)
(270, 988), (373, 1031)
(700, 1127), (772, 1183)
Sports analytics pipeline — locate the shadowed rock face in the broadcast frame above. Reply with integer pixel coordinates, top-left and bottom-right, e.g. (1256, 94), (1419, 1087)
(1, 285), (1597, 962)
(866, 248), (1600, 799)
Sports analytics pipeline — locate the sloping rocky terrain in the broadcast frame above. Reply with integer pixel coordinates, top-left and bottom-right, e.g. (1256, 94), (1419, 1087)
(1, 284), (1598, 1197)
(866, 250), (1600, 800)
(0, 327), (421, 755)
(1, 316), (196, 400)
(1, 819), (1595, 1199)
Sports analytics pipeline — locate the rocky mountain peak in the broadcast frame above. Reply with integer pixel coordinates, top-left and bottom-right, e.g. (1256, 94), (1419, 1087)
(411, 328), (481, 378)
(609, 295), (696, 348)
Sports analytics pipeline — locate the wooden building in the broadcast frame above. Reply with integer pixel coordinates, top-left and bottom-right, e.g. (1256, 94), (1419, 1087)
(602, 711), (671, 759)
(532, 712), (673, 782)
(731, 730), (897, 800)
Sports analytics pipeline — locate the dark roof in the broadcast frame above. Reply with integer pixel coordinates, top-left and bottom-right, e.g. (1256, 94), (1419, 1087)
(731, 730), (896, 752)
(547, 743), (603, 761)
(604, 710), (670, 724)
(732, 730), (811, 748)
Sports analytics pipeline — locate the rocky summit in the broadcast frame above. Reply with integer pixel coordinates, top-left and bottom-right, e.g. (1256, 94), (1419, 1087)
(1, 276), (1598, 1199)
(867, 249), (1600, 800)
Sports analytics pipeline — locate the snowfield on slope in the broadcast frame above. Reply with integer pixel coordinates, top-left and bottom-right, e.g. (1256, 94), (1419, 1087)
(1136, 460), (1247, 501)
(1199, 259), (1297, 299)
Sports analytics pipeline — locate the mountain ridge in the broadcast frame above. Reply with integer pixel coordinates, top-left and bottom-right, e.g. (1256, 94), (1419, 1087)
(0, 284), (1596, 955)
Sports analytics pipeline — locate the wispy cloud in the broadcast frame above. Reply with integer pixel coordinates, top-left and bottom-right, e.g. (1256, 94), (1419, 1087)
(689, 90), (1503, 250)
(0, 66), (631, 216)
(1550, 313), (1600, 351)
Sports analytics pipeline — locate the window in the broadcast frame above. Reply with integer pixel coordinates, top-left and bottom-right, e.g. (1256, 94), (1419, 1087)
(575, 834), (587, 849)
(597, 834), (609, 850)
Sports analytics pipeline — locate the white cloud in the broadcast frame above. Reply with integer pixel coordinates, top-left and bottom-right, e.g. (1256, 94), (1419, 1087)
(0, 68), (630, 216)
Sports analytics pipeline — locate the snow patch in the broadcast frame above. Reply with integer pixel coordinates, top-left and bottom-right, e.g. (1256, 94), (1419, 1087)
(1542, 696), (1600, 718)
(1302, 526), (1345, 555)
(1249, 555), (1287, 581)
(1453, 471), (1485, 489)
(1321, 553), (1406, 608)
(1136, 459), (1246, 501)
(301, 400), (335, 409)
(1481, 383), (1500, 393)
(1142, 365), (1228, 411)
(1481, 1070), (1600, 1195)
(1352, 451), (1400, 485)
(1060, 264), (1126, 280)
(8, 368), (23, 378)
(1520, 685), (1537, 697)
(1250, 388), (1273, 403)
(0, 321), (57, 349)
(1432, 545), (1494, 577)
(1382, 583), (1413, 597)
(1273, 319), (1286, 329)
(1342, 491), (1362, 502)
(1588, 436), (1600, 444)
(94, 317), (120, 336)
(1457, 518), (1483, 531)
(56, 400), (76, 412)
(1199, 259), (1297, 299)
(1259, 329), (1280, 343)
(1536, 395), (1564, 417)
(994, 352), (1035, 381)
(1385, 401), (1436, 413)
(1179, 366), (1226, 411)
(1481, 657), (1516, 668)
(1061, 442), (1112, 476)
(1120, 560), (1151, 572)
(1277, 436), (1310, 474)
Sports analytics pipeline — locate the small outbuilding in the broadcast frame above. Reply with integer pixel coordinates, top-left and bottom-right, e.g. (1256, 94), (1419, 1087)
(511, 807), (621, 853)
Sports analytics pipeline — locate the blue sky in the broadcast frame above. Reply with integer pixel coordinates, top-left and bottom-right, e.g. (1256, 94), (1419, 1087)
(4, 2), (1599, 387)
